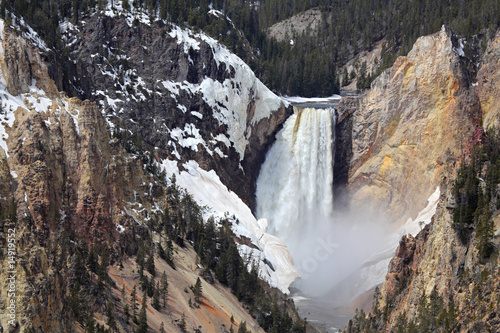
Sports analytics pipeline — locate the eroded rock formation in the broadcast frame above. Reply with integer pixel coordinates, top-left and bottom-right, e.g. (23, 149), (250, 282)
(344, 26), (480, 223)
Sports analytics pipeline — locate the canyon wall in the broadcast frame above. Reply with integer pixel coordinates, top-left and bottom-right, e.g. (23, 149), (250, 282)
(344, 28), (500, 332)
(338, 26), (480, 224)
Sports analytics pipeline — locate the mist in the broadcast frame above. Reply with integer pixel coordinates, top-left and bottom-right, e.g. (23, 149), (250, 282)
(288, 205), (395, 299)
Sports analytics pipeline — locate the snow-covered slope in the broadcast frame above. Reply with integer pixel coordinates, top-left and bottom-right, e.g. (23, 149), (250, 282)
(161, 159), (299, 293)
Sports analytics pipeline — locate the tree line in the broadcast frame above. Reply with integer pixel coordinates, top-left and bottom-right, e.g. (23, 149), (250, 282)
(2, 0), (500, 96)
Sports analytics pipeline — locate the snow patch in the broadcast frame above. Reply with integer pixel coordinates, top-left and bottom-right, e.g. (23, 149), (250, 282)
(169, 26), (201, 54)
(213, 133), (231, 148)
(170, 123), (207, 153)
(281, 95), (341, 104)
(103, 0), (153, 27)
(190, 111), (203, 119)
(400, 186), (441, 237)
(164, 25), (286, 159)
(0, 19), (4, 40)
(453, 38), (466, 57)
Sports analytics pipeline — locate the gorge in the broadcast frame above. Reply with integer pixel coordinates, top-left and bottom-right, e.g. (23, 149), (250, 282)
(2, 1), (500, 332)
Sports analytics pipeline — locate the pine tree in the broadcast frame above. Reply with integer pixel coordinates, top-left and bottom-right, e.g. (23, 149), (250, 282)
(192, 277), (203, 303)
(179, 313), (187, 333)
(136, 244), (146, 273)
(146, 254), (155, 277)
(124, 304), (130, 323)
(137, 306), (148, 333)
(165, 238), (175, 269)
(238, 321), (248, 333)
(477, 207), (495, 260)
(131, 285), (137, 321)
(153, 282), (161, 309)
(69, 282), (82, 319)
(161, 271), (168, 307)
(137, 291), (148, 333)
(122, 0), (130, 11)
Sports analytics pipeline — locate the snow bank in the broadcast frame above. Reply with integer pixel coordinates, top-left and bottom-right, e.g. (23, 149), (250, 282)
(161, 159), (299, 293)
(281, 95), (341, 104)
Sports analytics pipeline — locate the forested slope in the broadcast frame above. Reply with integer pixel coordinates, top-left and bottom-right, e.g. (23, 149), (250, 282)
(3, 0), (500, 97)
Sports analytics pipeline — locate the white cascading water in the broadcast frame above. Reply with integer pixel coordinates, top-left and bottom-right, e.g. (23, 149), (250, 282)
(257, 105), (391, 299)
(256, 107), (338, 294)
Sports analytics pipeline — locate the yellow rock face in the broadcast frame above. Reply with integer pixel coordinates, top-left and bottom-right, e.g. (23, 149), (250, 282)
(348, 26), (479, 224)
(478, 30), (500, 130)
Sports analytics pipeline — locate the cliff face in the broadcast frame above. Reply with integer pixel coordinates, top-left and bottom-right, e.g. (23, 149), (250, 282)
(0, 20), (166, 331)
(355, 183), (500, 332)
(267, 8), (324, 43)
(54, 11), (297, 292)
(344, 26), (480, 223)
(477, 30), (500, 130)
(58, 13), (292, 210)
(344, 28), (500, 332)
(0, 12), (299, 331)
(1, 23), (161, 243)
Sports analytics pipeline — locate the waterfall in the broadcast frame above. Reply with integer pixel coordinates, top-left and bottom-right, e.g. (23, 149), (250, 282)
(257, 105), (393, 298)
(256, 107), (337, 293)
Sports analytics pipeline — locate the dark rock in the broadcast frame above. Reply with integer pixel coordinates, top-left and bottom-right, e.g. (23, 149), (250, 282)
(54, 14), (292, 209)
(333, 97), (358, 210)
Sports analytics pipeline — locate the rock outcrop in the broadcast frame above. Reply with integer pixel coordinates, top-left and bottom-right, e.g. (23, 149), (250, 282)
(355, 184), (500, 332)
(345, 26), (480, 223)
(267, 8), (324, 43)
(59, 13), (292, 210)
(477, 30), (500, 130)
(334, 97), (357, 206)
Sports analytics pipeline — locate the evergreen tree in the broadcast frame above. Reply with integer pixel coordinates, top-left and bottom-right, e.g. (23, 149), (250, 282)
(146, 254), (155, 277)
(238, 321), (248, 333)
(192, 277), (203, 303)
(161, 271), (169, 308)
(153, 282), (161, 309)
(179, 313), (187, 333)
(131, 285), (138, 320)
(137, 291), (148, 333)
